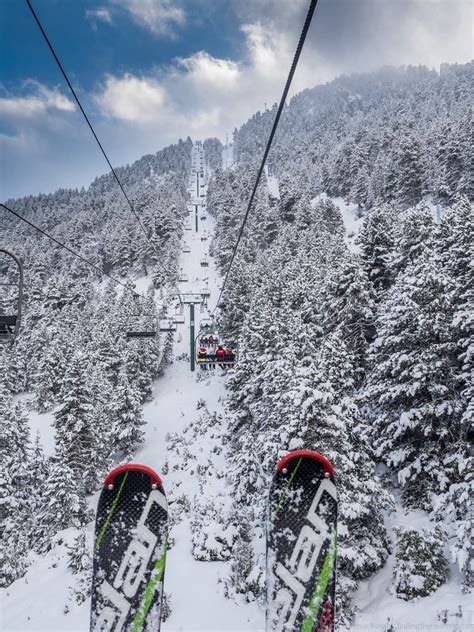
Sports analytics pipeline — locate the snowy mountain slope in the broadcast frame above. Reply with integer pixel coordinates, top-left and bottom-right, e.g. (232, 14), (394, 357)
(1, 63), (472, 631)
(206, 114), (472, 625)
(2, 142), (263, 631)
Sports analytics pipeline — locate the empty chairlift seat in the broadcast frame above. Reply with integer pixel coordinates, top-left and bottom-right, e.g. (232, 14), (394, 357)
(126, 330), (157, 339)
(159, 319), (177, 332)
(182, 245), (191, 253)
(173, 312), (185, 324)
(200, 317), (214, 330)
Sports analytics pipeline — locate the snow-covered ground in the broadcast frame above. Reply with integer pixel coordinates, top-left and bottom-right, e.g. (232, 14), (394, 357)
(354, 500), (473, 627)
(2, 145), (472, 631)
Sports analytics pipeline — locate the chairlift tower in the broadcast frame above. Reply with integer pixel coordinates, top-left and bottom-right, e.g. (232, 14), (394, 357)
(177, 292), (205, 372)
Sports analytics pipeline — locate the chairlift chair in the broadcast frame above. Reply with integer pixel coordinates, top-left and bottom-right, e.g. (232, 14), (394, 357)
(0, 249), (24, 342)
(200, 258), (209, 267)
(200, 286), (211, 299)
(126, 331), (157, 339)
(159, 319), (177, 332)
(182, 245), (191, 253)
(179, 273), (189, 282)
(196, 337), (237, 370)
(173, 312), (185, 324)
(199, 317), (214, 330)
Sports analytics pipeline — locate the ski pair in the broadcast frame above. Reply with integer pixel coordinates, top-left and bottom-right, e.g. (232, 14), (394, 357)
(90, 451), (337, 631)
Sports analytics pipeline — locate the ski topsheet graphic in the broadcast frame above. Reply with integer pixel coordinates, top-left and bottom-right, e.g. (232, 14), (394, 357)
(90, 464), (168, 632)
(266, 450), (338, 632)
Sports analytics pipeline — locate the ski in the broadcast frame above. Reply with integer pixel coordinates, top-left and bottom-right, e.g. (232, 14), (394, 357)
(266, 449), (338, 632)
(90, 464), (168, 632)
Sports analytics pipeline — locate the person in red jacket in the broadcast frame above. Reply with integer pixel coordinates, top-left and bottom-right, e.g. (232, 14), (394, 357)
(215, 346), (226, 362)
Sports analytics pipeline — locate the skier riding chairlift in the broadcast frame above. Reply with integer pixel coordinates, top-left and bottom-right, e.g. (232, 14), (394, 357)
(216, 346), (226, 362)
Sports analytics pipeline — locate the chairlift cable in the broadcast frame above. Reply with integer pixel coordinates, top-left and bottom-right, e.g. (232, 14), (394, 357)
(1, 202), (143, 299)
(213, 0), (318, 313)
(25, 0), (156, 254)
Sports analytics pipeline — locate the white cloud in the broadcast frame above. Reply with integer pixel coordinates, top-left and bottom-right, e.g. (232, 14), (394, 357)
(85, 7), (113, 25)
(112, 0), (185, 37)
(0, 82), (75, 119)
(96, 74), (166, 122)
(176, 52), (240, 90)
(240, 23), (279, 77)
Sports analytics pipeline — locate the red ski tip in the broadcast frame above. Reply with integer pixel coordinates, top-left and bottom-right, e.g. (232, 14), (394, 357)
(277, 449), (335, 477)
(103, 464), (163, 488)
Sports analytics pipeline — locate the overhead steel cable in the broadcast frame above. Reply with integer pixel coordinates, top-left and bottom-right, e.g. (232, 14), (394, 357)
(25, 0), (154, 252)
(214, 0), (318, 312)
(1, 203), (143, 298)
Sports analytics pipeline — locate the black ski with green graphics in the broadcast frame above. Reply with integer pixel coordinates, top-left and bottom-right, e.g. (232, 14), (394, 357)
(90, 464), (168, 632)
(266, 450), (338, 632)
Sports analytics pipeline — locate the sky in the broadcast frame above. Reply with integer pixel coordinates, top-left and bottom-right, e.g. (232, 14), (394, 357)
(0, 0), (472, 201)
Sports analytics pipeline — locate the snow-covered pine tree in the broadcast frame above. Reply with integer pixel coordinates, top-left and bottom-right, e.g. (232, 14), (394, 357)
(358, 203), (397, 295)
(110, 370), (145, 458)
(223, 521), (264, 603)
(321, 253), (376, 378)
(313, 197), (345, 237)
(0, 391), (32, 586)
(349, 166), (371, 211)
(36, 458), (89, 552)
(364, 231), (461, 510)
(53, 352), (97, 494)
(87, 364), (115, 476)
(393, 527), (449, 600)
(432, 196), (473, 590)
(67, 528), (92, 604)
(27, 432), (48, 549)
(33, 333), (66, 412)
(395, 131), (424, 209)
(391, 203), (433, 275)
(203, 137), (223, 170)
